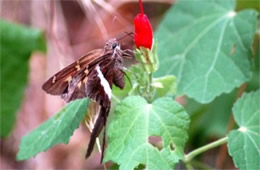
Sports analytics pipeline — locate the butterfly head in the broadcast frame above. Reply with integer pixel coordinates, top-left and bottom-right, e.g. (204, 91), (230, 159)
(105, 38), (120, 51)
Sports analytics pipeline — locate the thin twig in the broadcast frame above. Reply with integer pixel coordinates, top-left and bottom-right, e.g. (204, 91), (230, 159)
(78, 0), (108, 40)
(49, 0), (74, 68)
(94, 0), (129, 26)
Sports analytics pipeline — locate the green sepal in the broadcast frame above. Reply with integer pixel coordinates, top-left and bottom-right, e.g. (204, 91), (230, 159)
(134, 40), (159, 74)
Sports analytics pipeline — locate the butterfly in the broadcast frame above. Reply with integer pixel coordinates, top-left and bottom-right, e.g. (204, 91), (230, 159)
(42, 38), (132, 161)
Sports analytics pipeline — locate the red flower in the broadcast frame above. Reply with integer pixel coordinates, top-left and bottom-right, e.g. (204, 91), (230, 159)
(134, 0), (153, 50)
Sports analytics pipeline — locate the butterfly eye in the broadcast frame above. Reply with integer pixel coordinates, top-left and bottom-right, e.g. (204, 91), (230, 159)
(112, 42), (118, 49)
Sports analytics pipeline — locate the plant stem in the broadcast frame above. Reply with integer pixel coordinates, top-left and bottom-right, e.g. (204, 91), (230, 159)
(185, 162), (194, 170)
(147, 72), (154, 102)
(112, 94), (120, 103)
(184, 136), (228, 163)
(191, 159), (213, 169)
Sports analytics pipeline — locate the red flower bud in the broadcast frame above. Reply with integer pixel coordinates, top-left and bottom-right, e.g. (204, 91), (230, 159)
(134, 0), (153, 50)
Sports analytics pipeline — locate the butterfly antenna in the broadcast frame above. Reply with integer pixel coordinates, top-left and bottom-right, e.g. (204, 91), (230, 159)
(117, 32), (134, 41)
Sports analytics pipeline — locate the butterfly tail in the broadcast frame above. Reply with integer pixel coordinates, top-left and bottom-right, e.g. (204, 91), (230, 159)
(85, 106), (110, 161)
(100, 107), (109, 163)
(85, 109), (104, 158)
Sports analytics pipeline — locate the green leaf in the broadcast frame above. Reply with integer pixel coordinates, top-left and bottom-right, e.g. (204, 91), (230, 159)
(17, 98), (89, 160)
(227, 90), (260, 170)
(104, 96), (190, 169)
(155, 0), (258, 103)
(0, 20), (46, 137)
(152, 75), (177, 97)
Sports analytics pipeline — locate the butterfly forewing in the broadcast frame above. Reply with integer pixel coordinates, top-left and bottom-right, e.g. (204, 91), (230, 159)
(42, 49), (105, 95)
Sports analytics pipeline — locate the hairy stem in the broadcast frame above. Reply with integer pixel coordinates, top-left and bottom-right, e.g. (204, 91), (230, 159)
(184, 136), (228, 163)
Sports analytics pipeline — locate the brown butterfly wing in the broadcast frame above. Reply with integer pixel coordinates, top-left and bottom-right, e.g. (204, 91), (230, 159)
(60, 69), (87, 102)
(49, 51), (115, 103)
(85, 57), (114, 108)
(113, 69), (125, 89)
(42, 49), (104, 95)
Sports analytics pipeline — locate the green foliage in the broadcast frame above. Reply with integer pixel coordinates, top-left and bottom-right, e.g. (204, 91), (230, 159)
(113, 74), (177, 102)
(155, 0), (258, 103)
(152, 75), (177, 98)
(227, 90), (260, 170)
(17, 98), (89, 160)
(104, 96), (190, 169)
(12, 0), (259, 168)
(0, 20), (46, 137)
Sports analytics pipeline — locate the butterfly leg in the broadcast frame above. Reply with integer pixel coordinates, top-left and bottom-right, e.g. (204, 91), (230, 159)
(122, 49), (133, 59)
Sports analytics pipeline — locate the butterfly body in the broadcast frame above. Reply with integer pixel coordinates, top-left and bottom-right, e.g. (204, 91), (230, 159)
(42, 38), (131, 161)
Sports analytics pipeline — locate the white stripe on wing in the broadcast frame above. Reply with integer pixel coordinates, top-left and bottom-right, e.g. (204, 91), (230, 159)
(96, 65), (112, 99)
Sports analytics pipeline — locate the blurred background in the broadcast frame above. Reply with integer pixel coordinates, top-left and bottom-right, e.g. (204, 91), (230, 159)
(1, 0), (258, 169)
(0, 0), (172, 169)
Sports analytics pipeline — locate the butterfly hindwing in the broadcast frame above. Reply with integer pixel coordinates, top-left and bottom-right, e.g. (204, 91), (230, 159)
(85, 61), (113, 108)
(61, 68), (87, 102)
